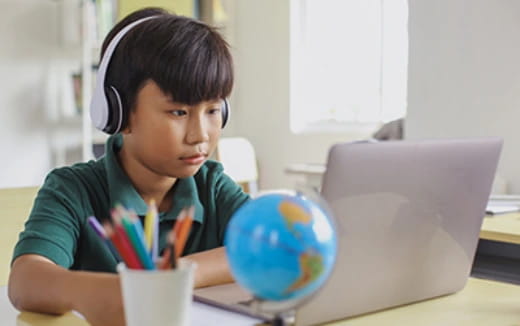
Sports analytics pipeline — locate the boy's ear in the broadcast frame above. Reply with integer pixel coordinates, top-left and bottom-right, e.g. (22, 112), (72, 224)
(120, 111), (134, 134)
(120, 118), (132, 134)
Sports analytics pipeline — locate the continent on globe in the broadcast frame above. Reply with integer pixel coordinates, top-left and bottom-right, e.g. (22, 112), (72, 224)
(285, 251), (324, 294)
(279, 199), (312, 238)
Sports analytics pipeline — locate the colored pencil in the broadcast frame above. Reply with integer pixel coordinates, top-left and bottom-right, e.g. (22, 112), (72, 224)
(111, 210), (144, 269)
(104, 222), (143, 269)
(173, 208), (187, 238)
(143, 199), (156, 252)
(127, 209), (146, 245)
(160, 232), (177, 270)
(87, 216), (121, 262)
(121, 216), (155, 270)
(151, 202), (159, 262)
(175, 206), (194, 258)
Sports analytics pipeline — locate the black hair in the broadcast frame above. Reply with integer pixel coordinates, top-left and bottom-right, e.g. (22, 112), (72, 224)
(101, 7), (233, 129)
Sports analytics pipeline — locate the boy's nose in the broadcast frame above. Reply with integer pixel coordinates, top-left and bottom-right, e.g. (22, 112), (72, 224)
(186, 119), (210, 145)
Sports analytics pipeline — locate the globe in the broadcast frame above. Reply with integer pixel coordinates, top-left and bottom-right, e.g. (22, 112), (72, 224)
(224, 191), (337, 304)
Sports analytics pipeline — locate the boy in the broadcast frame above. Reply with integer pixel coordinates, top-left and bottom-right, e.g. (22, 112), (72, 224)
(8, 8), (248, 326)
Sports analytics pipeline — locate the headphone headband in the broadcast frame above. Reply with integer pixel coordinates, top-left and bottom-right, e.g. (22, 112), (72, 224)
(90, 16), (158, 133)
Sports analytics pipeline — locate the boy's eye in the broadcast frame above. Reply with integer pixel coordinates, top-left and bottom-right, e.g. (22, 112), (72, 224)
(209, 108), (221, 115)
(170, 110), (187, 117)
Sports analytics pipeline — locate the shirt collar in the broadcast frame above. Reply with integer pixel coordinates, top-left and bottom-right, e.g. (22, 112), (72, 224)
(103, 134), (204, 223)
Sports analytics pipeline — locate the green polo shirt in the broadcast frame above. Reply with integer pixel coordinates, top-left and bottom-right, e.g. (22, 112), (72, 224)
(12, 134), (249, 273)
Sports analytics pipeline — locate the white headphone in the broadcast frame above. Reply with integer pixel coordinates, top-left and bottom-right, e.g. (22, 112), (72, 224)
(90, 15), (230, 134)
(90, 16), (157, 134)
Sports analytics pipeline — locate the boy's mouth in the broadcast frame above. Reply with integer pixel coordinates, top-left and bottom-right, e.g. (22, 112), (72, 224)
(180, 153), (207, 165)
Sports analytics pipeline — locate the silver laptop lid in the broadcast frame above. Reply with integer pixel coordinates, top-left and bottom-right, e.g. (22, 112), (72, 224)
(296, 138), (502, 326)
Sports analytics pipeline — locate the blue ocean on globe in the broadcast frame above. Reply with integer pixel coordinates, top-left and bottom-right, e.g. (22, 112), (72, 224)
(225, 193), (337, 302)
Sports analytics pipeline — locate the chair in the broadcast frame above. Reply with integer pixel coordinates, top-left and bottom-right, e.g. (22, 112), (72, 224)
(372, 118), (404, 140)
(0, 186), (39, 285)
(216, 137), (259, 196)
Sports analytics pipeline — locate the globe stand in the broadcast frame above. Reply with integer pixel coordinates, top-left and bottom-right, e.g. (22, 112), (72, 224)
(271, 314), (287, 326)
(248, 296), (297, 326)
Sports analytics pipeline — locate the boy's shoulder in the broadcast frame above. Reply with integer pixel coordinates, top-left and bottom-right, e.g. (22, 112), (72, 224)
(44, 159), (107, 192)
(47, 158), (105, 178)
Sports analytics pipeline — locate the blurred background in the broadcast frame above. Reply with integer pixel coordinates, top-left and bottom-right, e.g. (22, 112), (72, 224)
(1, 0), (520, 195)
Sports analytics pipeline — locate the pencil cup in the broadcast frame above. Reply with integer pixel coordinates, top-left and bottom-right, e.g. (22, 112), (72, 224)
(117, 261), (196, 326)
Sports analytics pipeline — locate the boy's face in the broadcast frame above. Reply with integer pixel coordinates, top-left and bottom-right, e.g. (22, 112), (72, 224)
(122, 80), (223, 179)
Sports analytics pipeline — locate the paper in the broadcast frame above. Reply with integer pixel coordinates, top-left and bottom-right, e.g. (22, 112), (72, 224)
(486, 195), (520, 215)
(485, 205), (520, 215)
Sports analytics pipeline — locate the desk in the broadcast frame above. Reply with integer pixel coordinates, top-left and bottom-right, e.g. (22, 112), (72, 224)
(0, 286), (260, 326)
(285, 163), (326, 191)
(336, 277), (520, 325)
(2, 278), (520, 325)
(480, 212), (520, 244)
(0, 186), (39, 285)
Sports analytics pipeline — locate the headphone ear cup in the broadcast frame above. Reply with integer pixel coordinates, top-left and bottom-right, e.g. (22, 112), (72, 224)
(104, 86), (124, 134)
(221, 99), (230, 129)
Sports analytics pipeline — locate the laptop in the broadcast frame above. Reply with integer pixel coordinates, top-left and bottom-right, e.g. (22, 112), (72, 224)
(194, 138), (503, 326)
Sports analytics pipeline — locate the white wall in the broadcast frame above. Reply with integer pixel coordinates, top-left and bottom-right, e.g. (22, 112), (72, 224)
(12, 0), (520, 194)
(4, 0), (361, 191)
(227, 0), (367, 190)
(0, 1), (60, 188)
(406, 0), (520, 193)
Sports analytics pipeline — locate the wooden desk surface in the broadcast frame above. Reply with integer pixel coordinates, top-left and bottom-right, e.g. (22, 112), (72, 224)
(480, 212), (520, 244)
(0, 286), (259, 326)
(0, 186), (39, 285)
(332, 277), (520, 326)
(1, 278), (520, 325)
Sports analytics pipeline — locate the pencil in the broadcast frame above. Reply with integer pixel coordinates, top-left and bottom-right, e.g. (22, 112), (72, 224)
(121, 216), (155, 270)
(168, 242), (177, 269)
(127, 209), (146, 242)
(144, 199), (156, 252)
(111, 210), (144, 269)
(173, 208), (187, 238)
(151, 202), (159, 262)
(87, 216), (121, 262)
(158, 208), (185, 269)
(104, 222), (143, 269)
(160, 232), (177, 270)
(175, 206), (194, 258)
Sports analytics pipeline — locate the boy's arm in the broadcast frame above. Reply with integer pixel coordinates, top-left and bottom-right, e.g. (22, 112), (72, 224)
(9, 250), (232, 321)
(8, 254), (125, 326)
(182, 246), (234, 288)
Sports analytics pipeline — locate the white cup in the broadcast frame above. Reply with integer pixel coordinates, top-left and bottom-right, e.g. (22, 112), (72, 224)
(117, 261), (196, 326)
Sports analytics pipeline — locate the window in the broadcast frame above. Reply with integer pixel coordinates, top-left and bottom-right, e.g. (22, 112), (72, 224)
(290, 0), (408, 133)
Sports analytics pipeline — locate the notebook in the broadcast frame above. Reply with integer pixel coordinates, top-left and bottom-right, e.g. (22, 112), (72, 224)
(194, 137), (503, 326)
